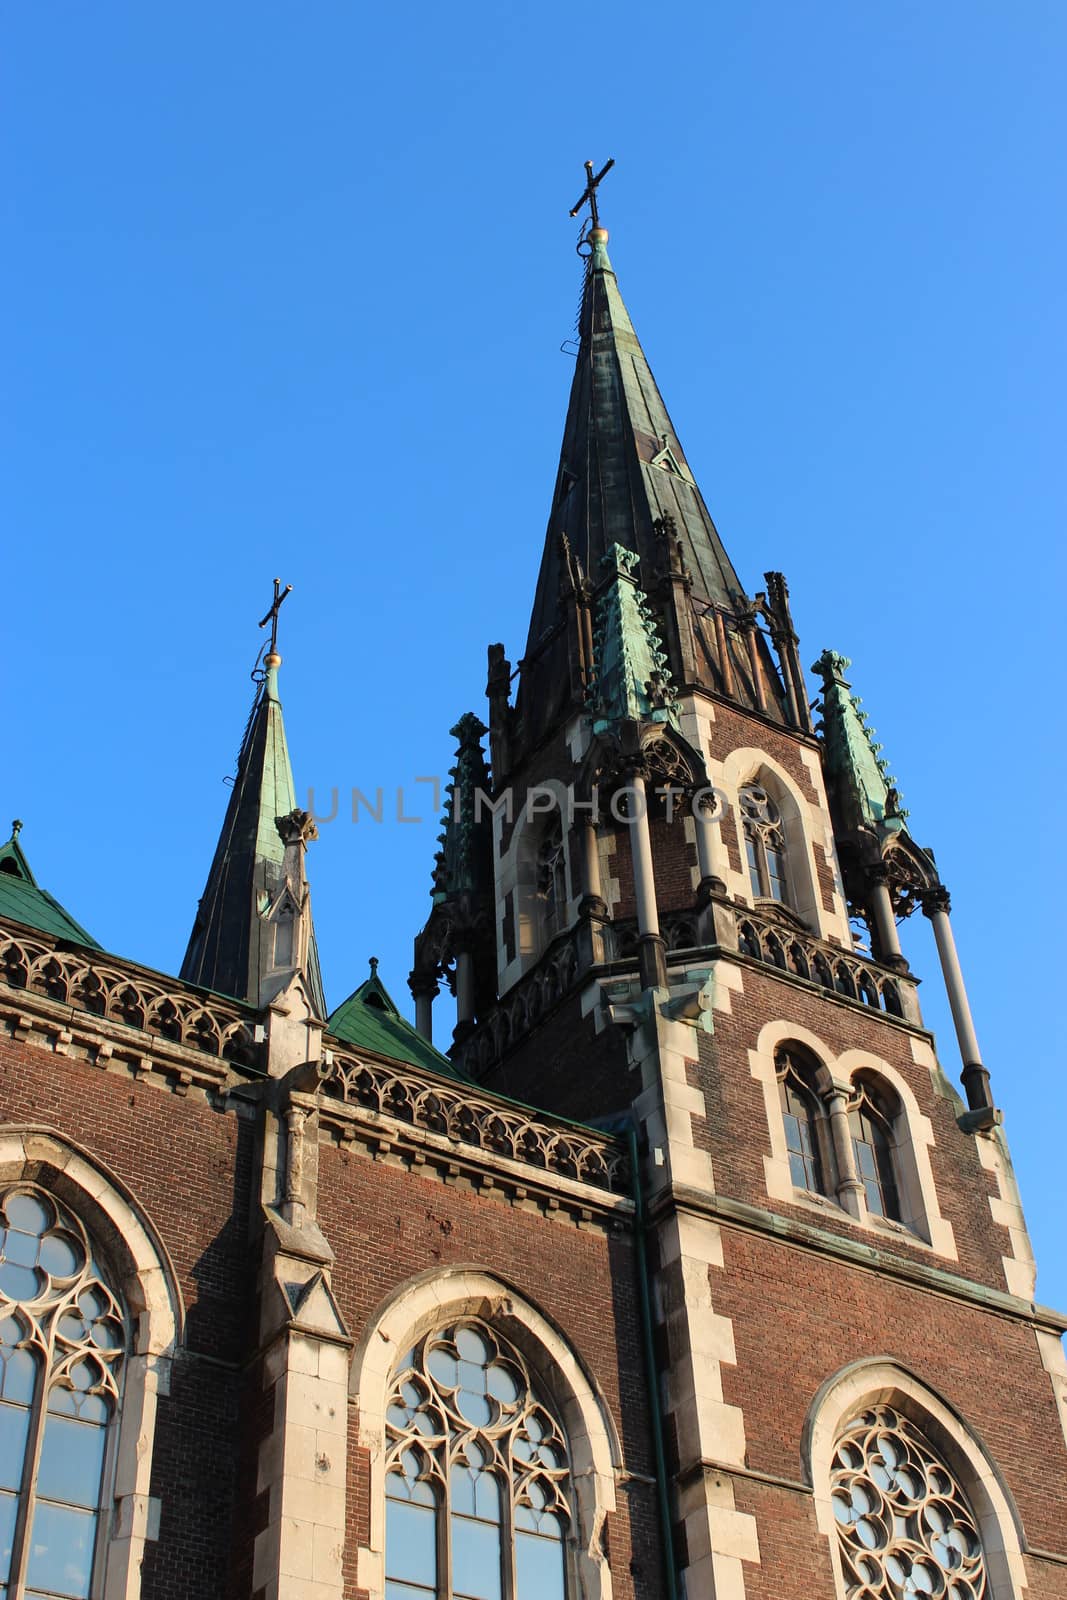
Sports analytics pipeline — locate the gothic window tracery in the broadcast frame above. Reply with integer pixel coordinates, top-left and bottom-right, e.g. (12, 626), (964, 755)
(740, 784), (788, 903)
(0, 1184), (126, 1600)
(848, 1081), (901, 1222)
(830, 1404), (989, 1598)
(384, 1319), (572, 1600)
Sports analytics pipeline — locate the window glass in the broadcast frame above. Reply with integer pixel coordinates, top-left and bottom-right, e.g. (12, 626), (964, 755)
(849, 1095), (901, 1221)
(740, 784), (789, 904)
(0, 1187), (126, 1599)
(385, 1320), (570, 1600)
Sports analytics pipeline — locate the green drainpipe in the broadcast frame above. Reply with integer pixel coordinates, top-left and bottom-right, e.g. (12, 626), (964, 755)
(626, 1123), (679, 1600)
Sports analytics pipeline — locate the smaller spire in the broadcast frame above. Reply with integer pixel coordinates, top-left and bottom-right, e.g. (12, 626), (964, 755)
(588, 544), (679, 735)
(181, 584), (326, 1017)
(812, 650), (906, 837)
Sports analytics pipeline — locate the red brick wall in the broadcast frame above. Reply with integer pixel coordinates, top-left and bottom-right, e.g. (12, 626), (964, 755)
(0, 1033), (253, 1600)
(314, 1140), (662, 1600)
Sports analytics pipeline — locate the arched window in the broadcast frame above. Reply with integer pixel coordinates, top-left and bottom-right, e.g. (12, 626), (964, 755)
(0, 1183), (127, 1599)
(739, 784), (788, 903)
(536, 818), (569, 945)
(848, 1082), (900, 1221)
(830, 1402), (990, 1597)
(384, 1318), (572, 1600)
(775, 1049), (827, 1196)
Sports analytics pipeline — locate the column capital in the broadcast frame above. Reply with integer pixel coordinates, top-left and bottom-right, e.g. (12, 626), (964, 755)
(408, 970), (441, 1002)
(921, 884), (952, 918)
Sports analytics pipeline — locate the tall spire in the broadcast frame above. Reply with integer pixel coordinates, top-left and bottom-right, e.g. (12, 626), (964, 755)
(513, 202), (789, 761)
(181, 595), (326, 1017)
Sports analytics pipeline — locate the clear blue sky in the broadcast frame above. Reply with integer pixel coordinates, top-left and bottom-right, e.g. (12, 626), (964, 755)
(4, 3), (1065, 1307)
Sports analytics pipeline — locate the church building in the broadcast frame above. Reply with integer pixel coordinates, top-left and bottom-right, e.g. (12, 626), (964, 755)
(1, 174), (1065, 1600)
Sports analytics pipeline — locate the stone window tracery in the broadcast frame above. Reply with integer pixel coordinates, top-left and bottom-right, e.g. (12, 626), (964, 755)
(740, 784), (788, 903)
(831, 1403), (989, 1599)
(384, 1319), (572, 1600)
(536, 819), (568, 945)
(0, 1184), (126, 1600)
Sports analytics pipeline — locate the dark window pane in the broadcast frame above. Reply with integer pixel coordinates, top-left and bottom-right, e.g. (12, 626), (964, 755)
(37, 1412), (107, 1510)
(385, 1497), (437, 1590)
(0, 1401), (32, 1491)
(25, 1501), (97, 1599)
(516, 1528), (566, 1600)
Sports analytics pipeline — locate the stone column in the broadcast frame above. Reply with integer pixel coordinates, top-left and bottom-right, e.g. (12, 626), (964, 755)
(826, 1082), (864, 1219)
(626, 770), (667, 990)
(691, 787), (728, 900)
(867, 864), (907, 970)
(455, 948), (476, 1027)
(409, 972), (438, 1043)
(922, 887), (993, 1112)
(578, 816), (607, 916)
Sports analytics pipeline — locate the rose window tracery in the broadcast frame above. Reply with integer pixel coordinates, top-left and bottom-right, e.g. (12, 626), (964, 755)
(384, 1319), (571, 1599)
(831, 1405), (988, 1599)
(0, 1184), (127, 1599)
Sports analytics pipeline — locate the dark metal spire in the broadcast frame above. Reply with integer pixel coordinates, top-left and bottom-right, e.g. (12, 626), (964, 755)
(512, 214), (788, 764)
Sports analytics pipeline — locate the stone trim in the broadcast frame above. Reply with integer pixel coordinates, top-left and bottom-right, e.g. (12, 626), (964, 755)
(974, 1126), (1038, 1300)
(804, 1358), (1029, 1598)
(349, 1267), (620, 1600)
(318, 1049), (630, 1199)
(0, 1125), (182, 1600)
(0, 923), (258, 1068)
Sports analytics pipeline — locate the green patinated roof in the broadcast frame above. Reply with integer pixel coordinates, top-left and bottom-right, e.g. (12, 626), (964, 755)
(589, 543), (679, 734)
(180, 660), (327, 1015)
(328, 959), (464, 1079)
(0, 826), (101, 949)
(812, 650), (907, 837)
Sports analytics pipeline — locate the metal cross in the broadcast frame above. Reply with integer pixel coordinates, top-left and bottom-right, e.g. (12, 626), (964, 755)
(569, 158), (615, 228)
(258, 577), (292, 655)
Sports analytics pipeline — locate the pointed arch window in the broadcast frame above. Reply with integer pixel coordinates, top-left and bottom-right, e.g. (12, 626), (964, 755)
(848, 1082), (901, 1221)
(0, 1184), (127, 1599)
(384, 1320), (572, 1600)
(830, 1403), (989, 1598)
(740, 784), (788, 903)
(536, 819), (568, 945)
(776, 1058), (826, 1196)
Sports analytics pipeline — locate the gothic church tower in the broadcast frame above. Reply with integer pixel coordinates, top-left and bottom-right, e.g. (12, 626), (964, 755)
(411, 204), (1067, 1597)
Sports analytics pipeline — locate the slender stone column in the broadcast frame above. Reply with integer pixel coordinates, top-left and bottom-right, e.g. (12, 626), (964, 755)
(455, 949), (476, 1027)
(827, 1083), (864, 1219)
(626, 771), (667, 990)
(691, 788), (727, 900)
(867, 864), (906, 969)
(578, 817), (607, 916)
(922, 887), (993, 1111)
(409, 973), (439, 1042)
(742, 617), (768, 712)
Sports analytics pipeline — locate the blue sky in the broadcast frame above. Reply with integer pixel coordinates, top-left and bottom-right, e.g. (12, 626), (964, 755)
(4, 3), (1065, 1307)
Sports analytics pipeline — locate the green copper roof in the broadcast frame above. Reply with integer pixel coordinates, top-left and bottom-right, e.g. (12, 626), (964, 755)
(431, 714), (493, 906)
(0, 824), (101, 949)
(812, 650), (907, 837)
(180, 660), (327, 1015)
(329, 959), (464, 1079)
(589, 543), (679, 734)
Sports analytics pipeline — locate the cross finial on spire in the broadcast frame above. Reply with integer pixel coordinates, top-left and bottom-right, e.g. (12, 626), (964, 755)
(258, 577), (292, 660)
(569, 158), (615, 229)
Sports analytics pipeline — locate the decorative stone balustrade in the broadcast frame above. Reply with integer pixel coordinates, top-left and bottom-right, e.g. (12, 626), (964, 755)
(318, 1049), (630, 1196)
(0, 928), (259, 1065)
(735, 909), (905, 1017)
